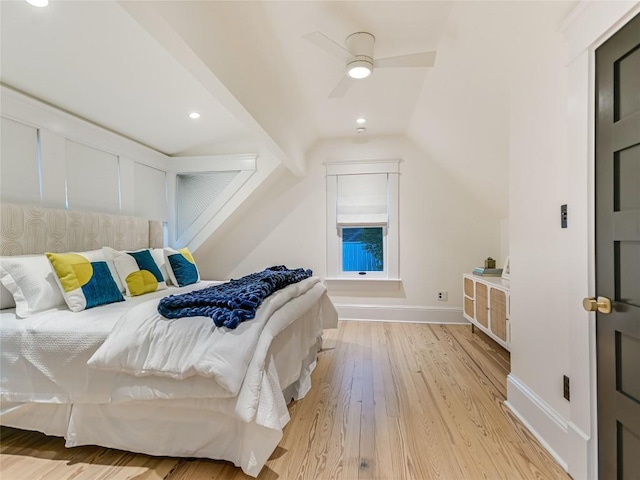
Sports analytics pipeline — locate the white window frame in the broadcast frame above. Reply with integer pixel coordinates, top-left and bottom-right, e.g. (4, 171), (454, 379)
(326, 159), (400, 281)
(338, 224), (388, 279)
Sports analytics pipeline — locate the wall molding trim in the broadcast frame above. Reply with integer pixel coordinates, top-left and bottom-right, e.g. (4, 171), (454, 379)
(333, 303), (466, 324)
(168, 154), (258, 248)
(0, 84), (169, 170)
(505, 374), (569, 473)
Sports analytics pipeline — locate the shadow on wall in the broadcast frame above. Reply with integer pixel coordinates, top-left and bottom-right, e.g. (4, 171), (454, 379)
(195, 164), (304, 279)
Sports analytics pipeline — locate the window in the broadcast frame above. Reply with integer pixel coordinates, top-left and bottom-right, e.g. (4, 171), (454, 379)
(326, 160), (400, 280)
(175, 171), (240, 239)
(341, 226), (385, 272)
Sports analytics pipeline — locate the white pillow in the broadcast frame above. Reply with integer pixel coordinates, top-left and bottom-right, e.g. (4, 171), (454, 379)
(1, 282), (16, 309)
(0, 254), (67, 318)
(151, 248), (172, 286)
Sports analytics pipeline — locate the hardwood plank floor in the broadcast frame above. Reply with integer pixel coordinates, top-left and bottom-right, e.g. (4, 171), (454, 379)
(0, 322), (570, 480)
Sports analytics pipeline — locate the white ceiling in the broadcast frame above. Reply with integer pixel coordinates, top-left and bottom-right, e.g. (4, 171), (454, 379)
(0, 0), (453, 159)
(260, 1), (453, 138)
(0, 0), (251, 156)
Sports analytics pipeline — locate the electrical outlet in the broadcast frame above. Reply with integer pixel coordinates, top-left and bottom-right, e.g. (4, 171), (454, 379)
(563, 375), (570, 401)
(437, 291), (448, 301)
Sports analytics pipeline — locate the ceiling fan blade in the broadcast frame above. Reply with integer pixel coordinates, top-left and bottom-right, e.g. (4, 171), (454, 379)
(303, 31), (354, 63)
(328, 74), (353, 98)
(374, 51), (436, 69)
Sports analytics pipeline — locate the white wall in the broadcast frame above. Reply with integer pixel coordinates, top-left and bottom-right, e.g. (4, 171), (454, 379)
(506, 2), (640, 479)
(407, 0), (525, 221)
(506, 6), (573, 465)
(196, 135), (502, 320)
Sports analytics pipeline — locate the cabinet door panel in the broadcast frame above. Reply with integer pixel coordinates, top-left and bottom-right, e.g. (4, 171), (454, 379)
(490, 288), (508, 341)
(464, 277), (474, 298)
(464, 297), (475, 318)
(476, 283), (488, 328)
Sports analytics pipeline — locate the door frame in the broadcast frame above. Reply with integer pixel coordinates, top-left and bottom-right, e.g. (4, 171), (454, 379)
(563, 3), (640, 479)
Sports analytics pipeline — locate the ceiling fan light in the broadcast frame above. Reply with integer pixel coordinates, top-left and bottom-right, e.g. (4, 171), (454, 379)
(25, 0), (48, 6)
(347, 60), (372, 79)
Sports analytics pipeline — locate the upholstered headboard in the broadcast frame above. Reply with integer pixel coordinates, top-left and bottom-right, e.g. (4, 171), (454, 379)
(0, 203), (164, 255)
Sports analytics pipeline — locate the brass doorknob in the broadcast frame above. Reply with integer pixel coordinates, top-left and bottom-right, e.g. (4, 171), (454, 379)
(583, 296), (612, 314)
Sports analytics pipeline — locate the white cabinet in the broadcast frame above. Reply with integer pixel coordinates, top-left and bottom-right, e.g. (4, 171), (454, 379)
(463, 274), (510, 351)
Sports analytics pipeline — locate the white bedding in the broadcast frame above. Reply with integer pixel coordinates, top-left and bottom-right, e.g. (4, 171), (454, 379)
(88, 276), (322, 397)
(0, 281), (221, 403)
(1, 276), (339, 477)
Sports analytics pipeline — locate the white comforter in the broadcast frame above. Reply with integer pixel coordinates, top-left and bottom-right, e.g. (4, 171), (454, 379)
(2, 276), (338, 477)
(87, 276), (325, 398)
(1, 276), (336, 406)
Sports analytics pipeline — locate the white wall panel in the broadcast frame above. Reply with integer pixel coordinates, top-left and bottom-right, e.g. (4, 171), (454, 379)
(134, 162), (167, 221)
(1, 86), (170, 216)
(38, 130), (67, 209)
(65, 140), (120, 213)
(119, 156), (135, 215)
(0, 117), (40, 204)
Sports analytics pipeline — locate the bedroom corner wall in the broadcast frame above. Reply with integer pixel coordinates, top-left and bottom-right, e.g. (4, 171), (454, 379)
(196, 135), (502, 321)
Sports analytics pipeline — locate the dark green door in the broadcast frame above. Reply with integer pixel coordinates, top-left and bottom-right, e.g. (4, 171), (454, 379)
(595, 12), (640, 480)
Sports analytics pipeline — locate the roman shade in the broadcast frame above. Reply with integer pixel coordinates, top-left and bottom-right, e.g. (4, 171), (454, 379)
(336, 173), (388, 226)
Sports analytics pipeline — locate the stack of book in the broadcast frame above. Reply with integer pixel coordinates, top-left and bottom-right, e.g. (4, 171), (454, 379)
(472, 267), (503, 277)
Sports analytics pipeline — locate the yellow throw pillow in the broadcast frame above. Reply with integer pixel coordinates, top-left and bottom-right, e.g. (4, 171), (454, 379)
(105, 247), (167, 297)
(46, 250), (124, 312)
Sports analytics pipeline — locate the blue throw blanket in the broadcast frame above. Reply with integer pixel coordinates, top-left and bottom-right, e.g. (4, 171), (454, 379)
(157, 265), (313, 329)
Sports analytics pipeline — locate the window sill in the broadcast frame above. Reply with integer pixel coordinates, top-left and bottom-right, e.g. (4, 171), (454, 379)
(324, 277), (403, 290)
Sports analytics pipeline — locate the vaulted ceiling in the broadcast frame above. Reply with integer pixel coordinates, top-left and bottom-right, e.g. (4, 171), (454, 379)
(2, 1), (450, 163)
(1, 0), (577, 217)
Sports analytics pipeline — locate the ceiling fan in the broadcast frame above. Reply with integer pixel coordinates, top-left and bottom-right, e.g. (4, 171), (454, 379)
(304, 31), (436, 98)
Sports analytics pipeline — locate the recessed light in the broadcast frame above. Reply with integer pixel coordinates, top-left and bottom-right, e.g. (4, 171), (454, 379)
(356, 118), (367, 125)
(188, 112), (200, 119)
(25, 0), (48, 6)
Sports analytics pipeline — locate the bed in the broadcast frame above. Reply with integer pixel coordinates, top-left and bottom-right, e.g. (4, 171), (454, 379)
(0, 203), (338, 477)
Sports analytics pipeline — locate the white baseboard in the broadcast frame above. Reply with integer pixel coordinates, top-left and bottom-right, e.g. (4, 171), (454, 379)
(333, 303), (466, 324)
(505, 374), (569, 472)
(566, 421), (595, 480)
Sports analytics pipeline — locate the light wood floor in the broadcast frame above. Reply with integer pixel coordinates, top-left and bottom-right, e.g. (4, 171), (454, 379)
(0, 321), (570, 480)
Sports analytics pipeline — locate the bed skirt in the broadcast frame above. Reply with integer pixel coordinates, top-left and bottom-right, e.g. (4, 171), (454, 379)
(1, 312), (327, 477)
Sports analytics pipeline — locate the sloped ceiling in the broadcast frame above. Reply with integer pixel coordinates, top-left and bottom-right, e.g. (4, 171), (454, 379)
(1, 1), (452, 163)
(1, 0), (577, 212)
(0, 0), (251, 156)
